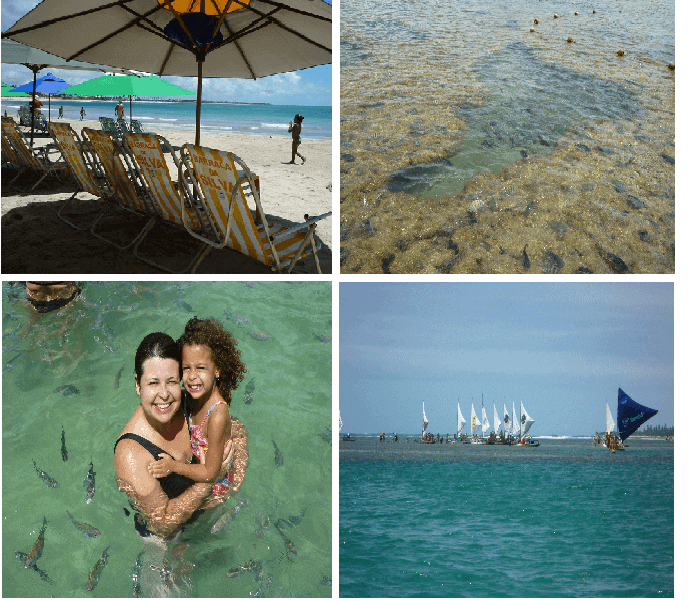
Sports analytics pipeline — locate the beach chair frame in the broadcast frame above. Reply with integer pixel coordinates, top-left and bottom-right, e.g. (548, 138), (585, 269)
(1, 117), (68, 193)
(116, 118), (131, 134)
(120, 132), (214, 273)
(49, 121), (112, 230)
(81, 128), (157, 251)
(179, 144), (330, 274)
(99, 117), (123, 138)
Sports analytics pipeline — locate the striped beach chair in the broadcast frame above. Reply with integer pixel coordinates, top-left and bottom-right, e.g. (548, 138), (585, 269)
(121, 132), (212, 272)
(179, 144), (330, 273)
(2, 117), (69, 193)
(99, 117), (123, 138)
(116, 118), (130, 134)
(49, 121), (111, 229)
(81, 128), (157, 250)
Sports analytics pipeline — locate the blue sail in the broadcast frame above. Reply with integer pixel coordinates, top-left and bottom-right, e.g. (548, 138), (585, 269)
(617, 388), (658, 441)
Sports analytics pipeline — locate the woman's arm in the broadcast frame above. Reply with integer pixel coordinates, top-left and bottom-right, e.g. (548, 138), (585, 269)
(148, 407), (229, 482)
(115, 439), (212, 538)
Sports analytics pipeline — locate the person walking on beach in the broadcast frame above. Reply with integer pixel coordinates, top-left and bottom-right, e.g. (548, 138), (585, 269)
(115, 100), (124, 120)
(288, 114), (306, 164)
(80, 107), (86, 120)
(58, 106), (63, 119)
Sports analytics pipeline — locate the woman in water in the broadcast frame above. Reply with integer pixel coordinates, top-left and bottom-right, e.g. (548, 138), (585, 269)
(147, 318), (247, 504)
(114, 331), (247, 539)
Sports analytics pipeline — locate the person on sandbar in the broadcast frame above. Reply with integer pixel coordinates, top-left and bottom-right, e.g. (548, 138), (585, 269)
(288, 114), (306, 164)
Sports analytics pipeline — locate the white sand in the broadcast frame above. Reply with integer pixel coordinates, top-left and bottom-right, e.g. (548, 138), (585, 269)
(1, 119), (333, 274)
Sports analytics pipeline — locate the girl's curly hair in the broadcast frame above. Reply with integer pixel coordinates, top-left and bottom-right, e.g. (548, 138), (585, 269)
(178, 317), (246, 405)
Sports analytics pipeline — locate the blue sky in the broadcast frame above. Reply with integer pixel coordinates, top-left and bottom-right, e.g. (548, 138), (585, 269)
(340, 283), (674, 437)
(1, 0), (332, 105)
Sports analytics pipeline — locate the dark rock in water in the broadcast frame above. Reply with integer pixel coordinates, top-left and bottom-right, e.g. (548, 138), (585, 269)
(340, 153), (356, 163)
(626, 194), (646, 209)
(575, 143), (591, 152)
(575, 266), (594, 274)
(544, 250), (565, 269)
(520, 149), (528, 158)
(360, 219), (376, 238)
(499, 245), (506, 255)
(524, 200), (538, 216)
(600, 251), (629, 273)
(596, 146), (614, 156)
(481, 139), (498, 149)
(581, 182), (597, 191)
(522, 244), (530, 269)
(548, 221), (568, 235)
(538, 137), (551, 147)
(638, 230), (650, 242)
(612, 181), (627, 194)
(660, 153), (675, 166)
(381, 254), (395, 274)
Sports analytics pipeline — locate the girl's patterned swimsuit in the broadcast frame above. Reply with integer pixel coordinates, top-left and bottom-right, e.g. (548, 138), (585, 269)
(187, 399), (233, 496)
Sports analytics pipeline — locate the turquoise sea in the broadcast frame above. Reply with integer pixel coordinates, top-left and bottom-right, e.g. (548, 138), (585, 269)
(2, 281), (332, 597)
(0, 99), (332, 140)
(340, 436), (673, 597)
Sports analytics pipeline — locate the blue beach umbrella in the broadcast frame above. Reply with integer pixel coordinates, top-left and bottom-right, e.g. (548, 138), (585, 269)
(11, 72), (69, 123)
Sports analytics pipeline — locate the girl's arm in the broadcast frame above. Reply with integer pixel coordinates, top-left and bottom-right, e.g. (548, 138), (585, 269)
(148, 406), (229, 483)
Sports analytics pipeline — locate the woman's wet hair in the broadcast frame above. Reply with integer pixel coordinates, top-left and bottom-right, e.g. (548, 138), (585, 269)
(134, 332), (181, 382)
(178, 317), (246, 405)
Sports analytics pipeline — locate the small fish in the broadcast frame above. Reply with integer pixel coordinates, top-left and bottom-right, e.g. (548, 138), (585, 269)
(289, 508), (307, 525)
(244, 392), (253, 404)
(272, 437), (283, 466)
(33, 461), (59, 488)
(53, 384), (80, 395)
(314, 335), (332, 343)
(24, 516), (47, 568)
(210, 494), (248, 534)
(15, 551), (53, 584)
(66, 510), (101, 537)
(522, 244), (531, 269)
(114, 364), (125, 390)
(245, 377), (256, 395)
(242, 281), (256, 288)
(86, 545), (110, 591)
(544, 250), (565, 270)
(178, 301), (193, 312)
(249, 331), (270, 341)
(318, 427), (332, 443)
(275, 524), (297, 555)
(84, 459), (96, 504)
(601, 251), (629, 274)
(227, 558), (266, 578)
(225, 311), (250, 324)
(61, 425), (68, 462)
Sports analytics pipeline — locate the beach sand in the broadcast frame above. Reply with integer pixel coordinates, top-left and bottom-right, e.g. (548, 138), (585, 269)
(2, 120), (333, 274)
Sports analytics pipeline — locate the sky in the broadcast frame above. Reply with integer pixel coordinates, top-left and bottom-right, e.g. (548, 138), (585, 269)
(1, 0), (332, 106)
(340, 283), (674, 437)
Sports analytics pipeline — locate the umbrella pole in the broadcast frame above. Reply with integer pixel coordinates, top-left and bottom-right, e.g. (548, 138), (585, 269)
(196, 60), (203, 147)
(30, 69), (37, 148)
(48, 94), (51, 123)
(129, 94), (132, 125)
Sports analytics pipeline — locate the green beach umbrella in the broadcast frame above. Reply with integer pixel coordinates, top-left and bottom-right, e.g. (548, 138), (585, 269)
(61, 74), (194, 122)
(1, 82), (30, 97)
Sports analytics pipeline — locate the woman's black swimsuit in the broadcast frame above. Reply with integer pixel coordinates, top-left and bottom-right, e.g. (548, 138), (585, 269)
(27, 287), (80, 313)
(114, 433), (200, 537)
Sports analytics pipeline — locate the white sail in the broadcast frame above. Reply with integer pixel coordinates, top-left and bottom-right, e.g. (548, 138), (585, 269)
(512, 401), (520, 436)
(493, 403), (501, 434)
(481, 401), (490, 436)
(422, 401), (429, 438)
(503, 404), (511, 434)
(339, 410), (343, 432)
(471, 403), (480, 434)
(606, 402), (615, 434)
(520, 401), (534, 436)
(457, 401), (466, 435)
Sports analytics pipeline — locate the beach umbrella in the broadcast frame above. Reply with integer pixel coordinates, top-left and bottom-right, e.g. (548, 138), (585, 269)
(10, 72), (70, 123)
(2, 0), (332, 146)
(61, 74), (194, 123)
(2, 38), (135, 146)
(1, 82), (30, 97)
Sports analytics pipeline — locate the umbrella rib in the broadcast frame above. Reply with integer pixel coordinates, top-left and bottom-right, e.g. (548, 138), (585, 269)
(233, 0), (333, 24)
(219, 21), (257, 80)
(1, 0), (139, 38)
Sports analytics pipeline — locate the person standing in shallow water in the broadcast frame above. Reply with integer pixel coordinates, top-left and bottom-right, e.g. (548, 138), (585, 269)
(288, 114), (306, 164)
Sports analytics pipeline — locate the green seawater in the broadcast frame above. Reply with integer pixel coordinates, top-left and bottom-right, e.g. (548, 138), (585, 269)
(340, 437), (673, 597)
(3, 281), (332, 597)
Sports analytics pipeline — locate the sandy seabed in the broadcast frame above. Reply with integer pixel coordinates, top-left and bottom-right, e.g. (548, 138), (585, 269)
(2, 119), (333, 274)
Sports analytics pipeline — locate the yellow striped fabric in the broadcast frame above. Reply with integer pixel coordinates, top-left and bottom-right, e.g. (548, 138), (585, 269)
(49, 122), (102, 197)
(2, 119), (44, 169)
(83, 129), (147, 213)
(123, 133), (201, 230)
(1, 128), (22, 166)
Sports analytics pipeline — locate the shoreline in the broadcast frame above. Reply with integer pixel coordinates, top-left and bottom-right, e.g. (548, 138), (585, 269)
(2, 121), (333, 274)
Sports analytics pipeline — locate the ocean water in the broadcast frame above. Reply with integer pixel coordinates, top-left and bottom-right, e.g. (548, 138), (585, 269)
(340, 0), (675, 273)
(2, 281), (332, 598)
(0, 99), (332, 140)
(340, 437), (673, 597)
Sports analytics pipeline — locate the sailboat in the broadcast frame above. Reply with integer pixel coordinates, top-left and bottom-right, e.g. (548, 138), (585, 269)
(457, 400), (468, 443)
(489, 403), (502, 444)
(339, 410), (355, 441)
(419, 401), (435, 443)
(516, 401), (539, 446)
(481, 397), (490, 441)
(610, 388), (658, 452)
(470, 402), (484, 444)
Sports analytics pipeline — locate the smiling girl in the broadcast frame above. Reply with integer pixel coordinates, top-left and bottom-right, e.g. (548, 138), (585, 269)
(148, 318), (246, 499)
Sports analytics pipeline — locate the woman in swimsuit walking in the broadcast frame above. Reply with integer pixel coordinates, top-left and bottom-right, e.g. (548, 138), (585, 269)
(114, 332), (245, 539)
(147, 318), (247, 504)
